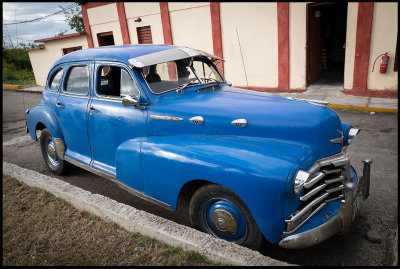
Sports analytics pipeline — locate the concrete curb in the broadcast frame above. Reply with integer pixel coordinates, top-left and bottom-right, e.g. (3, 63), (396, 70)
(2, 161), (293, 266)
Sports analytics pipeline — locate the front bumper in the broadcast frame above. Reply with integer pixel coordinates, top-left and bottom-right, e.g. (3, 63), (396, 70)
(279, 159), (371, 249)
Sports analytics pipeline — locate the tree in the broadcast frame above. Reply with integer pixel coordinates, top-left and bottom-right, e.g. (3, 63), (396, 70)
(60, 5), (84, 33)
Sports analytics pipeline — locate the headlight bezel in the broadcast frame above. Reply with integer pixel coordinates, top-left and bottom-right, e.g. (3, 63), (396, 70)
(293, 170), (310, 195)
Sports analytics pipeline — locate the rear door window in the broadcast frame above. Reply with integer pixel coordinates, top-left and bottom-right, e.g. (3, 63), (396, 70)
(64, 66), (90, 95)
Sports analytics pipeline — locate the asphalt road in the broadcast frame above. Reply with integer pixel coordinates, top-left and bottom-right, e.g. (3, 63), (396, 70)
(3, 90), (398, 266)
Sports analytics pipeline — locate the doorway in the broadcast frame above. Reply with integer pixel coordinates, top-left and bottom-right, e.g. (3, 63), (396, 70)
(307, 2), (348, 86)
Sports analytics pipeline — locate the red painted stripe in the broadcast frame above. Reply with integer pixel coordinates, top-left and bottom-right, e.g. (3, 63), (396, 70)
(210, 2), (224, 76)
(353, 2), (374, 91)
(34, 32), (86, 43)
(159, 2), (173, 45)
(116, 2), (130, 45)
(82, 2), (114, 9)
(81, 4), (94, 48)
(277, 2), (290, 90)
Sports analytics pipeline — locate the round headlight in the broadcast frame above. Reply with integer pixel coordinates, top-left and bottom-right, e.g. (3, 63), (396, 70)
(347, 128), (360, 145)
(293, 170), (310, 195)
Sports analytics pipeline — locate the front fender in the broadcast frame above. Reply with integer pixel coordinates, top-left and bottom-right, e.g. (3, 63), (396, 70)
(140, 134), (316, 242)
(27, 104), (63, 140)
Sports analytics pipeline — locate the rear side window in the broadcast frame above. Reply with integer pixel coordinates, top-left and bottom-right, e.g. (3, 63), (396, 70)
(49, 69), (63, 91)
(65, 66), (89, 94)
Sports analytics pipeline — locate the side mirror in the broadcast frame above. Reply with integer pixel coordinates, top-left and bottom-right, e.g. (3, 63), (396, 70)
(121, 95), (139, 107)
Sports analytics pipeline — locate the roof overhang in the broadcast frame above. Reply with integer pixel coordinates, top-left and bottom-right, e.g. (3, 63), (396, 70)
(128, 47), (224, 68)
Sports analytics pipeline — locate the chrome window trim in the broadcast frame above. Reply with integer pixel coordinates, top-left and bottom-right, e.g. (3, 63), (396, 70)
(94, 62), (141, 102)
(62, 64), (91, 97)
(46, 67), (64, 92)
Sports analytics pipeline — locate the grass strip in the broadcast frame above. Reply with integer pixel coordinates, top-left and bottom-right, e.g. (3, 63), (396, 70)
(2, 175), (225, 266)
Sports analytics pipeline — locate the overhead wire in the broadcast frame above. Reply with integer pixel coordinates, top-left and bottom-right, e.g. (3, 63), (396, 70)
(3, 3), (78, 25)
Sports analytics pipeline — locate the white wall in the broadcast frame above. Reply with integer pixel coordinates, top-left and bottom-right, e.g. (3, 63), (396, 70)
(367, 2), (398, 90)
(28, 35), (88, 86)
(289, 3), (307, 89)
(124, 2), (164, 45)
(87, 3), (123, 46)
(220, 2), (278, 88)
(168, 2), (213, 54)
(343, 2), (359, 90)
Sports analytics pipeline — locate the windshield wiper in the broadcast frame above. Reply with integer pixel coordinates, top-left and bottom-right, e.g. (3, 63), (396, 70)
(175, 81), (201, 93)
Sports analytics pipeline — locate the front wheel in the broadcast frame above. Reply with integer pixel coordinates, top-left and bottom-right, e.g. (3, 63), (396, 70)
(40, 129), (70, 175)
(189, 184), (263, 250)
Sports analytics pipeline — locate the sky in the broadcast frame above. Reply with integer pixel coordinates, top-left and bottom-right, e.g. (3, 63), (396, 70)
(3, 2), (81, 47)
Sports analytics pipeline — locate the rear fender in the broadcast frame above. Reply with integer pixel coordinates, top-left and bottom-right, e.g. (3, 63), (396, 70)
(139, 134), (315, 243)
(27, 104), (63, 141)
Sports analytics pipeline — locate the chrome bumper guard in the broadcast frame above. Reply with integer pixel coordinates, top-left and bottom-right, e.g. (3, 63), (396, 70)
(279, 159), (371, 249)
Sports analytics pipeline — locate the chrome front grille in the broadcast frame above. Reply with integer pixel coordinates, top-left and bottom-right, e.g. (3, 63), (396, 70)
(284, 153), (350, 235)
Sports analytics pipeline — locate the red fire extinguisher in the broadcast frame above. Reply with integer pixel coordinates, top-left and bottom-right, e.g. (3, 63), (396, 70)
(372, 52), (390, 73)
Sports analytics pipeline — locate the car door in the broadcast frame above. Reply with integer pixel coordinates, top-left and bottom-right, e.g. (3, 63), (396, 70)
(87, 61), (147, 190)
(54, 62), (93, 165)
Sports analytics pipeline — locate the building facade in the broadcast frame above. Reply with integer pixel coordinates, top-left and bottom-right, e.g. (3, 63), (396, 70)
(29, 2), (398, 98)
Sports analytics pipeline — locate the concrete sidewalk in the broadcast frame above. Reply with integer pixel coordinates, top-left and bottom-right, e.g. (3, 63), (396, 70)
(6, 84), (398, 113)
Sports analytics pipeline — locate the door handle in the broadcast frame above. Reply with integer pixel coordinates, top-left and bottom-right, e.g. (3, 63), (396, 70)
(56, 102), (64, 109)
(89, 106), (101, 114)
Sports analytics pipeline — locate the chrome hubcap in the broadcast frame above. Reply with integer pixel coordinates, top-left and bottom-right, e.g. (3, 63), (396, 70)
(201, 199), (248, 243)
(210, 208), (238, 237)
(46, 139), (59, 166)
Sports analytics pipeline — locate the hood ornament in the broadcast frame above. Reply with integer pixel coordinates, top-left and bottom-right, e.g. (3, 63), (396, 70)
(189, 116), (204, 125)
(231, 119), (248, 128)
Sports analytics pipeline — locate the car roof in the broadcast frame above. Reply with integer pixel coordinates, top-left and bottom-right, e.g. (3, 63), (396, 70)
(52, 44), (178, 67)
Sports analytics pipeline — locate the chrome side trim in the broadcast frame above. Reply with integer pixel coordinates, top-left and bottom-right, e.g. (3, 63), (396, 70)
(149, 115), (183, 121)
(53, 138), (65, 160)
(63, 156), (173, 211)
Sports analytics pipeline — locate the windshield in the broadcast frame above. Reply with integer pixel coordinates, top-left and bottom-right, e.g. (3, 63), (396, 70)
(142, 58), (224, 94)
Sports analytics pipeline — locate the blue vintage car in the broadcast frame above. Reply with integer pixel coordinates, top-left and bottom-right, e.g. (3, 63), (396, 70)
(26, 44), (371, 250)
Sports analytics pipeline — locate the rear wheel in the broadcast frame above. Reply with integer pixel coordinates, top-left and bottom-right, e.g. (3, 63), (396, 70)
(189, 184), (263, 250)
(40, 129), (70, 175)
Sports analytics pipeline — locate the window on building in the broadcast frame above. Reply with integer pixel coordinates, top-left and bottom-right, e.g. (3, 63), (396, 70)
(96, 66), (140, 99)
(97, 32), (115, 46)
(136, 26), (153, 44)
(62, 46), (82, 55)
(65, 66), (90, 94)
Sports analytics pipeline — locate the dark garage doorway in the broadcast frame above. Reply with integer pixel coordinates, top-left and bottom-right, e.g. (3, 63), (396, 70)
(307, 2), (348, 87)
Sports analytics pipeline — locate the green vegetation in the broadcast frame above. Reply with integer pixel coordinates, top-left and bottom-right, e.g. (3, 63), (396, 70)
(3, 175), (226, 266)
(3, 46), (38, 87)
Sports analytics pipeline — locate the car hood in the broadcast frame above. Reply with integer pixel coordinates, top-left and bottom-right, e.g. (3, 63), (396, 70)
(147, 85), (344, 160)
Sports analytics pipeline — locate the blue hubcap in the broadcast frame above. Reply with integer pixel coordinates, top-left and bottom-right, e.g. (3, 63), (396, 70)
(201, 199), (248, 243)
